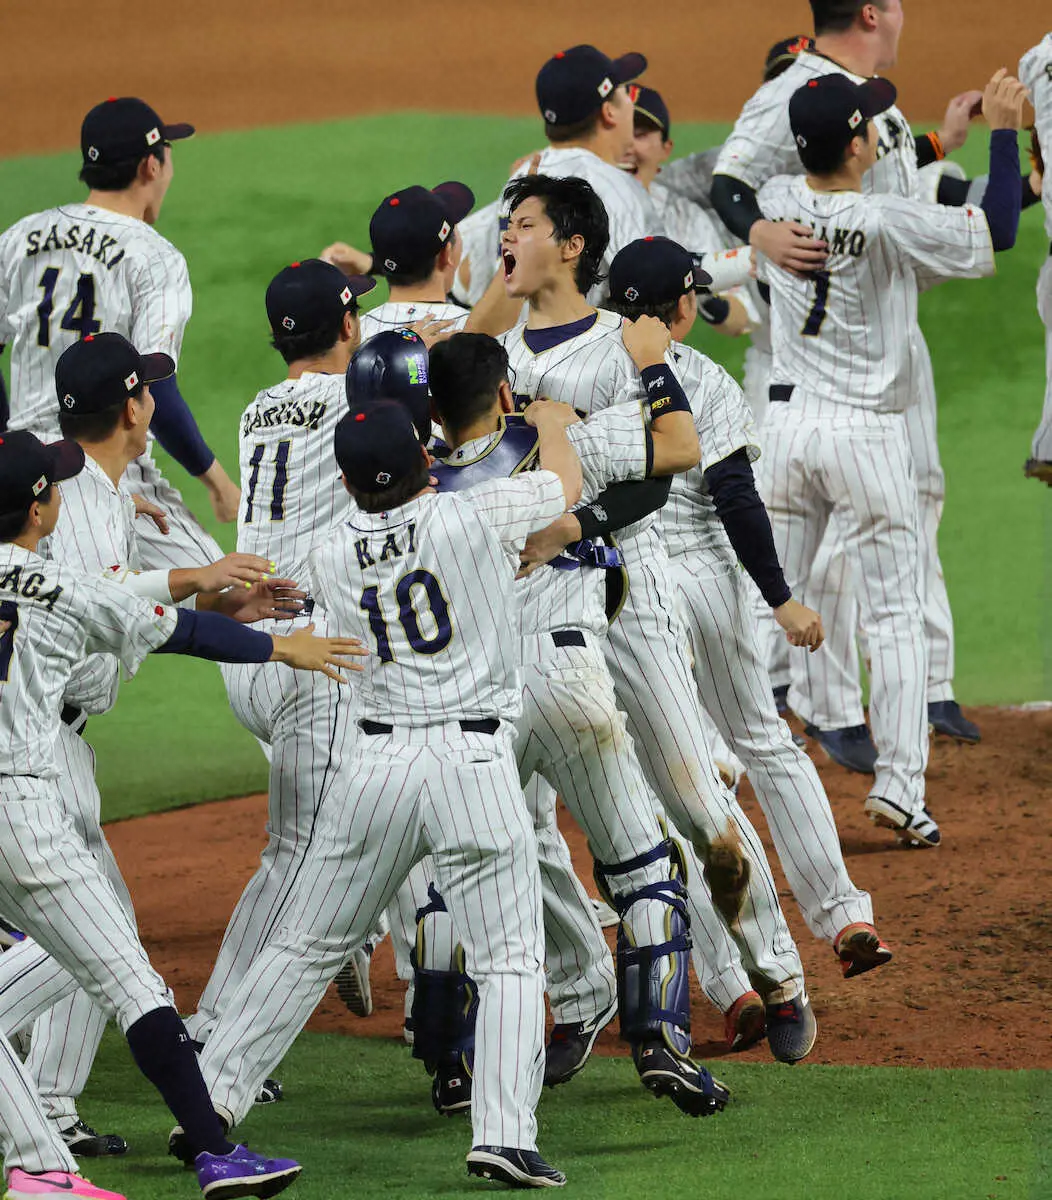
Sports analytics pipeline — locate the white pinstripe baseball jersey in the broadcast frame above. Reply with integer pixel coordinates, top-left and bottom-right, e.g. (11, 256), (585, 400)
(649, 181), (725, 256)
(0, 205), (191, 441)
(659, 344), (759, 559)
(758, 176), (994, 411)
(715, 52), (919, 201)
(309, 473), (565, 722)
(0, 543), (176, 778)
(236, 372), (350, 594)
(1021, 34), (1052, 239)
(358, 301), (469, 343)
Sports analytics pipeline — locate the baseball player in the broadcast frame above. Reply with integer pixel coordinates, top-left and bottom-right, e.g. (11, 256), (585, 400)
(499, 172), (816, 1062)
(0, 97), (239, 571)
(173, 400), (583, 1189)
(710, 1), (989, 752)
(183, 260), (375, 1052)
(755, 70), (1026, 846)
(1021, 33), (1052, 485)
(0, 416), (364, 1196)
(605, 235), (891, 976)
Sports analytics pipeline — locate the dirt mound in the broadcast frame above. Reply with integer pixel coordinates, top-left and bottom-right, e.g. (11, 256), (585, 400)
(106, 705), (1052, 1070)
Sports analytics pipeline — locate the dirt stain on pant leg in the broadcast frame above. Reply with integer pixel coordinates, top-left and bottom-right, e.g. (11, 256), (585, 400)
(702, 820), (751, 926)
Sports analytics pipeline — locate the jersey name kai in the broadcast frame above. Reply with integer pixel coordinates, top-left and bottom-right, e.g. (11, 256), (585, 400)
(240, 396), (329, 437)
(0, 563), (63, 610)
(23, 221), (127, 270)
(353, 523), (417, 570)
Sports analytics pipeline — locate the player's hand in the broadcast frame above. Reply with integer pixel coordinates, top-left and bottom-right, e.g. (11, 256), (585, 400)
(194, 553), (277, 594)
(749, 219), (827, 278)
(211, 578), (306, 624)
(320, 241), (373, 276)
(270, 623), (369, 683)
(408, 316), (457, 348)
(510, 149), (545, 175)
(773, 597), (824, 652)
(982, 68), (1029, 132)
(937, 89), (984, 153)
(199, 461), (242, 524)
(131, 494), (169, 536)
(621, 315), (672, 369)
(522, 399), (580, 429)
(516, 512), (583, 578)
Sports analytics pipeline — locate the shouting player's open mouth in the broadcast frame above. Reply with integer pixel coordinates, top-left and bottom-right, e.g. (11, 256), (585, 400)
(502, 251), (517, 282)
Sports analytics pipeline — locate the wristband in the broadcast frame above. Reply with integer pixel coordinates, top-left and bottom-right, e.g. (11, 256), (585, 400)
(698, 295), (732, 326)
(640, 363), (691, 418)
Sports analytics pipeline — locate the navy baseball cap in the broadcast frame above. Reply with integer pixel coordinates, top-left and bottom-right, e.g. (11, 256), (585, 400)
(0, 431), (84, 519)
(369, 183), (475, 276)
(266, 259), (375, 338)
(55, 332), (174, 416)
(335, 401), (424, 494)
(789, 75), (897, 160)
(609, 236), (710, 305)
(763, 35), (816, 82)
(631, 85), (670, 139)
(81, 97), (194, 167)
(536, 45), (647, 127)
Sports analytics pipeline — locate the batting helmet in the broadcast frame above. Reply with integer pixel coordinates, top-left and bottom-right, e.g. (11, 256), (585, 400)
(345, 329), (431, 444)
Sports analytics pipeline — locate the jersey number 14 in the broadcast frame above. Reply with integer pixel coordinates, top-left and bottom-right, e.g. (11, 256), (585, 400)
(36, 268), (101, 347)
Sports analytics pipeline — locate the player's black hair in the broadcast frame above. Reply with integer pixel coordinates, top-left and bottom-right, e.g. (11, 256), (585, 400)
(545, 111), (602, 145)
(428, 334), (510, 436)
(503, 174), (609, 295)
(797, 117), (871, 175)
(347, 458), (431, 514)
(79, 145), (166, 192)
(271, 306), (358, 366)
(57, 388), (147, 443)
(809, 0), (888, 36)
(606, 295), (682, 329)
(0, 487), (52, 543)
(384, 256), (440, 289)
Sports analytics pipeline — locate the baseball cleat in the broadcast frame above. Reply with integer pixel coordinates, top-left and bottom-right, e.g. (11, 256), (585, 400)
(803, 722), (877, 775)
(724, 989), (767, 1051)
(590, 897), (620, 929)
(835, 923), (893, 980)
(633, 1041), (731, 1116)
(765, 994), (817, 1064)
(1024, 457), (1052, 485)
(255, 1078), (283, 1106)
(543, 998), (617, 1087)
(865, 796), (941, 848)
(334, 946), (374, 1017)
(59, 1119), (128, 1157)
(4, 1169), (125, 1199)
(466, 1146), (566, 1188)
(195, 1144), (300, 1200)
(169, 1110), (232, 1169)
(432, 1057), (472, 1116)
(927, 700), (980, 744)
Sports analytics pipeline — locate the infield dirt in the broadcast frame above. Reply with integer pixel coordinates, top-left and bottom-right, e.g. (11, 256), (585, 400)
(107, 706), (1052, 1072)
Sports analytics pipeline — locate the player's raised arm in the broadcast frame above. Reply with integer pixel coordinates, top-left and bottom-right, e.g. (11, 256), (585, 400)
(522, 400), (583, 508)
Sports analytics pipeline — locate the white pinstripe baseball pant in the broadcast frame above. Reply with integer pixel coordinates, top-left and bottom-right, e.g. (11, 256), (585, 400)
(1031, 256), (1052, 461)
(755, 405), (929, 815)
(0, 1031), (79, 1177)
(197, 721), (546, 1151)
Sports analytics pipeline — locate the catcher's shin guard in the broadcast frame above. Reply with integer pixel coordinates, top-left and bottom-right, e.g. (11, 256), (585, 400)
(410, 885), (478, 1080)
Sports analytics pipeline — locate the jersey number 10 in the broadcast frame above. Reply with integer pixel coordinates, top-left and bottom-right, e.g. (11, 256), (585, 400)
(360, 570), (452, 663)
(36, 268), (101, 347)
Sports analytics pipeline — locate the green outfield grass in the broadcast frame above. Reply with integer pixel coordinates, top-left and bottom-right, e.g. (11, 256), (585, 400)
(0, 114), (1049, 817)
(69, 1028), (1050, 1200)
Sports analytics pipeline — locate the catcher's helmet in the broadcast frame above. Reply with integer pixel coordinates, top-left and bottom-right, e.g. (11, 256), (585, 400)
(346, 329), (431, 443)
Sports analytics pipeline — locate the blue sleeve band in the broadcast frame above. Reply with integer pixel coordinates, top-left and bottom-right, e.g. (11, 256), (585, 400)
(148, 374), (216, 478)
(574, 476), (672, 540)
(711, 174), (763, 243)
(640, 363), (691, 418)
(980, 129), (1023, 252)
(155, 608), (274, 663)
(705, 447), (791, 608)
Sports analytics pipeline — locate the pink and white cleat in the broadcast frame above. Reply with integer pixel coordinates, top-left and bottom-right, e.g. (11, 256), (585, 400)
(5, 1169), (125, 1200)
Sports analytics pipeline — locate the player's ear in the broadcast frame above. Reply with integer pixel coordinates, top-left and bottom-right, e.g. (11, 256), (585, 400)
(340, 472), (352, 495)
(561, 233), (585, 266)
(342, 310), (359, 347)
(497, 380), (515, 414)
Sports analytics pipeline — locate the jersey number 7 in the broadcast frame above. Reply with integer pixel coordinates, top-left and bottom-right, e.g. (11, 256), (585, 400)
(801, 270), (831, 338)
(0, 601), (19, 685)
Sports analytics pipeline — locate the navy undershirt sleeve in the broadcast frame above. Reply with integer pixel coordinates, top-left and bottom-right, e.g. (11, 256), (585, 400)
(155, 608), (274, 663)
(149, 374), (216, 477)
(710, 174), (764, 244)
(980, 129), (1023, 252)
(705, 447), (791, 608)
(574, 475), (672, 540)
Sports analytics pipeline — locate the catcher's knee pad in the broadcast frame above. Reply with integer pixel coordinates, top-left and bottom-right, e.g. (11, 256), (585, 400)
(596, 843), (693, 1059)
(410, 885), (478, 1074)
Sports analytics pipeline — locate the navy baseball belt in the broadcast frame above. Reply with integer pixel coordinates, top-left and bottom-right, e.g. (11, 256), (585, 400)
(359, 717), (500, 736)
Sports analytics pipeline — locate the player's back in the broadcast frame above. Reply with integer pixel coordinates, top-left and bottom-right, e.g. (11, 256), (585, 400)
(759, 176), (993, 410)
(358, 301), (469, 343)
(0, 204), (189, 440)
(310, 480), (562, 724)
(236, 372), (349, 589)
(1020, 34), (1052, 239)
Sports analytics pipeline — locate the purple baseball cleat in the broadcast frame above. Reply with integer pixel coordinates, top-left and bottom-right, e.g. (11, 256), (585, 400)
(195, 1145), (301, 1199)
